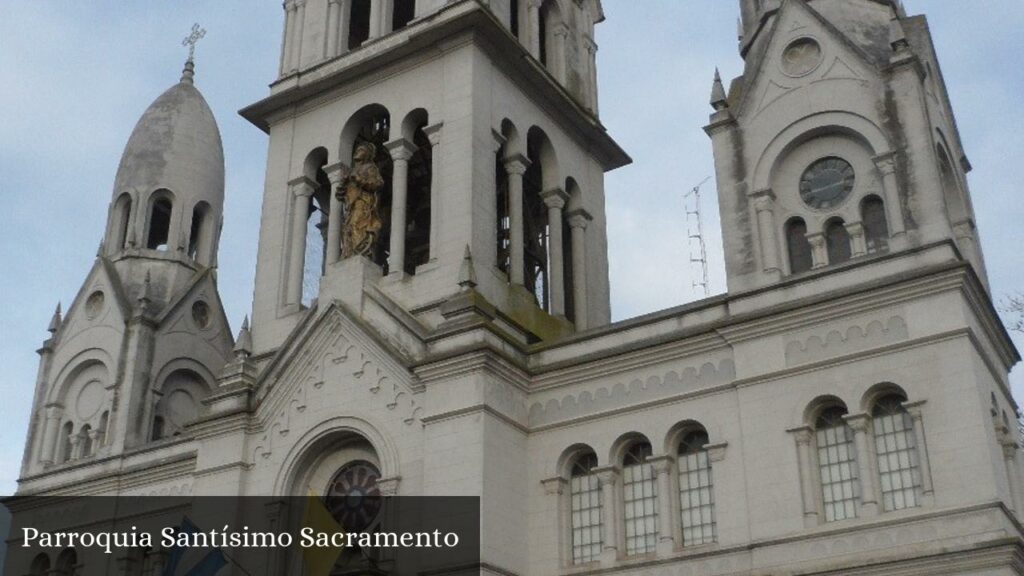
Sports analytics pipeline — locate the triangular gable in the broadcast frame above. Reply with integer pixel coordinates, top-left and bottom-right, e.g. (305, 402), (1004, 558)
(736, 0), (879, 120)
(252, 300), (422, 431)
(54, 258), (130, 347)
(155, 267), (234, 357)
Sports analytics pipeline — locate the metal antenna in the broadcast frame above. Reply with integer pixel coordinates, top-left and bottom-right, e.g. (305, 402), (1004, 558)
(684, 176), (712, 297)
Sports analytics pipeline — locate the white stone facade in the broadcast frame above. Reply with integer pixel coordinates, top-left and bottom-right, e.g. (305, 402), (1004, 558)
(15, 1), (1024, 575)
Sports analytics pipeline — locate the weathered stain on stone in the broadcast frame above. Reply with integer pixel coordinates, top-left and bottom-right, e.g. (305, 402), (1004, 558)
(881, 85), (917, 232)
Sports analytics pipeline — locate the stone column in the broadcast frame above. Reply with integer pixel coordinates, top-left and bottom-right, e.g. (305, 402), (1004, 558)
(39, 404), (62, 465)
(752, 190), (780, 273)
(872, 152), (906, 241)
(844, 413), (879, 516)
(527, 0), (542, 58)
(584, 35), (599, 113)
(287, 177), (316, 307)
(423, 123), (444, 263)
(541, 477), (568, 563)
(326, 0), (343, 58)
(550, 24), (569, 83)
(790, 426), (819, 526)
(338, 0), (351, 54)
(847, 222), (867, 257)
(503, 155), (530, 286)
(649, 455), (676, 554)
(807, 232), (827, 269)
(69, 433), (82, 461)
(292, 0), (308, 70)
(540, 188), (569, 316)
(905, 401), (933, 494)
(593, 466), (619, 563)
(324, 162), (349, 265)
(280, 1), (297, 75)
(386, 139), (418, 277)
(369, 0), (385, 39)
(1003, 440), (1022, 514)
(567, 209), (592, 330)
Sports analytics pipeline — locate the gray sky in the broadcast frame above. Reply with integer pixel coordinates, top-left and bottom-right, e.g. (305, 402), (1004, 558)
(0, 2), (1021, 494)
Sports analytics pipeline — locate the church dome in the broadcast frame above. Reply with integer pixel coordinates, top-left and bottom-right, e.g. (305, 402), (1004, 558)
(112, 63), (224, 208)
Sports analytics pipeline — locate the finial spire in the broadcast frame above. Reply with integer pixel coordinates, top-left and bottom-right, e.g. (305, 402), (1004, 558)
(180, 23), (206, 84)
(48, 303), (62, 334)
(710, 68), (729, 111)
(458, 245), (478, 290)
(233, 316), (253, 359)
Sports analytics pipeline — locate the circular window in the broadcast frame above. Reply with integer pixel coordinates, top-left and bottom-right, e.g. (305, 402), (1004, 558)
(781, 38), (823, 77)
(325, 461), (382, 532)
(85, 291), (105, 319)
(191, 301), (211, 329)
(800, 157), (855, 209)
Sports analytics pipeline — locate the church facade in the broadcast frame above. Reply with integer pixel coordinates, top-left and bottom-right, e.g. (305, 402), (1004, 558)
(14, 0), (1024, 575)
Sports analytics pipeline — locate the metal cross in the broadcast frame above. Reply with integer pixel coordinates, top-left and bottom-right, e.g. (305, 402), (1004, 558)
(182, 23), (207, 61)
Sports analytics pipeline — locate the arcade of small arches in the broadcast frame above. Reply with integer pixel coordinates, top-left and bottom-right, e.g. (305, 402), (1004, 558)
(279, 0), (600, 111)
(35, 359), (214, 468)
(27, 548), (78, 576)
(546, 384), (935, 566)
(106, 187), (216, 266)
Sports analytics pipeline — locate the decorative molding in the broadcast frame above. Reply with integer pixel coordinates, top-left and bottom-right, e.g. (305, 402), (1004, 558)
(528, 360), (735, 427)
(785, 316), (909, 366)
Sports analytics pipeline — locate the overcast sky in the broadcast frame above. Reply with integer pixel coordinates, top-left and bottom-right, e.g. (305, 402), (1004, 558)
(0, 2), (1021, 494)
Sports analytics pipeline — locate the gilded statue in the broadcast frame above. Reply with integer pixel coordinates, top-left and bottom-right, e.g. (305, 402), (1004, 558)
(339, 142), (385, 259)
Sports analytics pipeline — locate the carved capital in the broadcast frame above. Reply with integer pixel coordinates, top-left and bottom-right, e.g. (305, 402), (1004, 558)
(423, 122), (444, 147)
(842, 412), (871, 433)
(788, 425), (814, 446)
(540, 187), (569, 210)
(648, 454), (675, 475)
(706, 441), (728, 463)
(567, 209), (593, 230)
(491, 129), (507, 153)
(872, 152), (898, 176)
(845, 221), (865, 238)
(44, 404), (64, 419)
(592, 465), (619, 486)
(377, 476), (401, 496)
(541, 476), (567, 496)
(750, 189), (775, 213)
(323, 162), (350, 186)
(904, 400), (927, 421)
(503, 153), (530, 176)
(288, 176), (317, 197)
(385, 138), (418, 163)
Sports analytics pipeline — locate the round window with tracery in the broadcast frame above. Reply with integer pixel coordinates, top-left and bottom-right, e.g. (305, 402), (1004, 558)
(324, 460), (382, 532)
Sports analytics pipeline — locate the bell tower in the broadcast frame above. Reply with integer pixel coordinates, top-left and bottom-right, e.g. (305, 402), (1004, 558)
(20, 55), (235, 480)
(241, 0), (629, 355)
(709, 0), (987, 294)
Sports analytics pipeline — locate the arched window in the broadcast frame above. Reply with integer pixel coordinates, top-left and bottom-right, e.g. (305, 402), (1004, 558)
(861, 196), (889, 254)
(392, 0), (415, 31)
(825, 218), (851, 265)
(98, 411), (109, 448)
(404, 124), (432, 274)
(524, 131), (550, 310)
(188, 202), (210, 261)
(349, 0), (372, 49)
(678, 429), (716, 545)
(510, 0), (520, 38)
(496, 143), (511, 276)
(539, 0), (562, 68)
(29, 553), (50, 576)
(621, 441), (657, 555)
(79, 424), (93, 458)
(152, 416), (165, 441)
(302, 149), (330, 306)
(872, 395), (921, 511)
(786, 218), (812, 274)
(55, 548), (77, 576)
(569, 450), (602, 564)
(60, 422), (74, 463)
(146, 194), (173, 251)
(815, 405), (858, 522)
(112, 193), (133, 250)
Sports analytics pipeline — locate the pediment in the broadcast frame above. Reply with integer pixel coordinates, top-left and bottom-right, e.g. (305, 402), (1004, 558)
(248, 302), (421, 464)
(738, 0), (878, 121)
(54, 258), (130, 349)
(155, 268), (234, 358)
